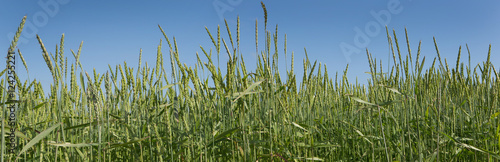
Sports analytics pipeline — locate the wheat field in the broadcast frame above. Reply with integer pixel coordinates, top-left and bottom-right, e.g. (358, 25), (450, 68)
(1, 4), (499, 161)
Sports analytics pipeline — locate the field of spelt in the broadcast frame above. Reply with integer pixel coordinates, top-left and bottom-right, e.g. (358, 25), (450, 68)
(1, 4), (499, 162)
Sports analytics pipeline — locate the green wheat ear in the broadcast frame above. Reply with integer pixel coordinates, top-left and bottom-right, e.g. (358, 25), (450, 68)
(17, 49), (28, 74)
(9, 16), (26, 52)
(36, 35), (56, 82)
(156, 39), (162, 77)
(261, 1), (267, 31)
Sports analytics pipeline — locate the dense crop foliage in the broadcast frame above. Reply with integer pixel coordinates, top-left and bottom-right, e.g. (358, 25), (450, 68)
(1, 4), (499, 161)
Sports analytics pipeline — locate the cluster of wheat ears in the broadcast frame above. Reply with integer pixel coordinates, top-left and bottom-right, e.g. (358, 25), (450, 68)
(1, 3), (499, 161)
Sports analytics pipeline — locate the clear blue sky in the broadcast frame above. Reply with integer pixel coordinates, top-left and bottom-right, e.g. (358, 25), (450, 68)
(1, 1), (499, 92)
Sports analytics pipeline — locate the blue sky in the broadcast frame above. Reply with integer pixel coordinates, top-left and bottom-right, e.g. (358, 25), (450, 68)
(1, 0), (499, 92)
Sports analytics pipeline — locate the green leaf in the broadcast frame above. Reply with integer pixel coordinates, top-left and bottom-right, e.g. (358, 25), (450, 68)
(48, 141), (106, 147)
(440, 131), (500, 160)
(378, 100), (401, 106)
(207, 127), (240, 147)
(297, 142), (339, 148)
(159, 83), (179, 91)
(292, 122), (308, 132)
(379, 84), (402, 95)
(16, 123), (61, 159)
(108, 136), (150, 149)
(232, 80), (263, 102)
(32, 102), (48, 110)
(347, 95), (376, 106)
(294, 157), (324, 161)
(214, 127), (240, 140)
